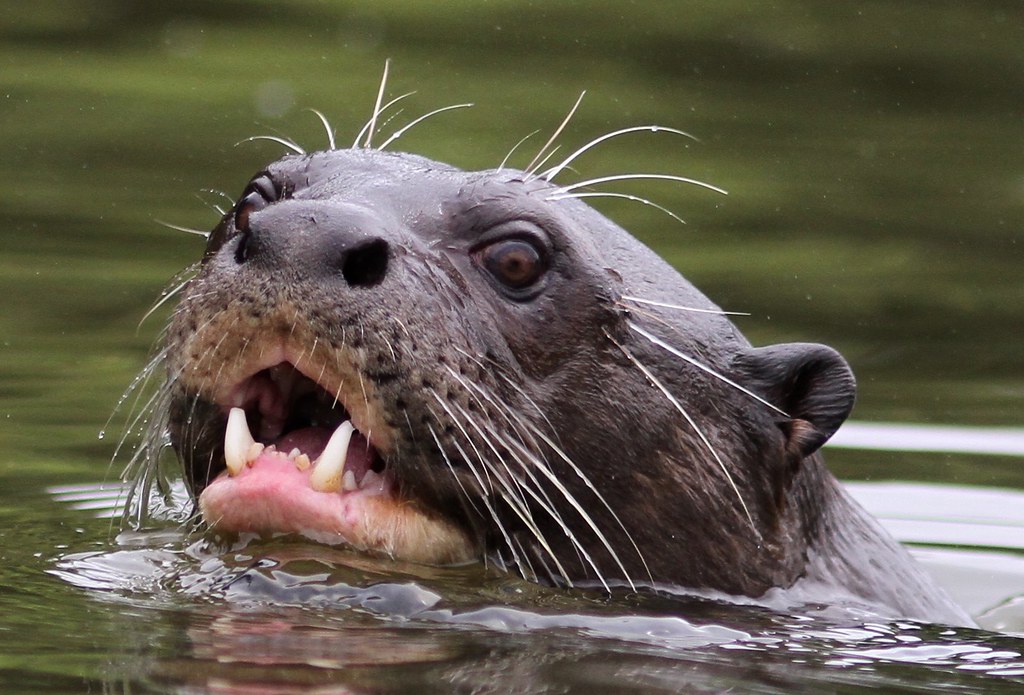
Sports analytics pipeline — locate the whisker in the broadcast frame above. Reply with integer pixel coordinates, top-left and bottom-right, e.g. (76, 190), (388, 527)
(525, 91), (586, 175)
(307, 108), (336, 150)
(153, 219), (210, 239)
(425, 421), (482, 518)
(505, 417), (646, 590)
(608, 330), (759, 534)
(138, 266), (199, 329)
(498, 129), (540, 171)
(461, 361), (650, 584)
(236, 135), (305, 155)
(200, 188), (236, 210)
(427, 389), (496, 493)
(429, 423), (532, 580)
(524, 145), (562, 181)
(362, 58), (391, 149)
(446, 355), (646, 588)
(629, 322), (786, 416)
(542, 125), (698, 182)
(548, 191), (686, 226)
(351, 91), (416, 148)
(431, 388), (577, 586)
(376, 103), (474, 151)
(621, 295), (749, 316)
(552, 173), (728, 197)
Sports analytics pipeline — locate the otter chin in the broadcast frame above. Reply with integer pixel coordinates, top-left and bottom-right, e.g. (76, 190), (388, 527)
(138, 105), (971, 626)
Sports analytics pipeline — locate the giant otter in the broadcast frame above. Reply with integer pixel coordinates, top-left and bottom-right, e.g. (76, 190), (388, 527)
(138, 100), (970, 625)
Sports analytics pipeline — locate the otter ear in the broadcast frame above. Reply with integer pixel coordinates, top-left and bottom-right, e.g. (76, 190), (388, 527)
(733, 343), (856, 458)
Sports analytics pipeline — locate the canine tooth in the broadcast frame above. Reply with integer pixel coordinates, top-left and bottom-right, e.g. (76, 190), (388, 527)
(224, 408), (255, 476)
(294, 453), (311, 471)
(310, 421), (354, 493)
(342, 470), (358, 492)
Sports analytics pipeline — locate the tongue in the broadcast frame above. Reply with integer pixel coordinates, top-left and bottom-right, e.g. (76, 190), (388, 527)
(275, 427), (332, 460)
(273, 426), (375, 482)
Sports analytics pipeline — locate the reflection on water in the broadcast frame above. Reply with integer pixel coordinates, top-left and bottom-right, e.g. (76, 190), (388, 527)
(832, 422), (1024, 458)
(49, 518), (1024, 692)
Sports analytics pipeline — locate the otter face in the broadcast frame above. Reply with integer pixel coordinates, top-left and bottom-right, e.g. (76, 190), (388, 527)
(154, 143), (856, 595)
(163, 147), (632, 573)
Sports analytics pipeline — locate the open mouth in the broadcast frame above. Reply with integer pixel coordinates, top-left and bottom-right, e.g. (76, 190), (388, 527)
(191, 359), (476, 564)
(220, 362), (390, 496)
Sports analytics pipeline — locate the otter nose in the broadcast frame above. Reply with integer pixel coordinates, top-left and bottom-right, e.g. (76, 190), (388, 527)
(236, 200), (390, 288)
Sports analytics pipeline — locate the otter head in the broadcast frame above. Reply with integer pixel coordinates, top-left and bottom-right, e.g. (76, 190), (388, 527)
(160, 145), (855, 595)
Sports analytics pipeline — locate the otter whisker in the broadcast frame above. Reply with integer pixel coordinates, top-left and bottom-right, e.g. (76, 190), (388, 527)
(551, 173), (728, 197)
(501, 424), (640, 590)
(609, 332), (759, 535)
(376, 103), (474, 152)
(629, 322), (787, 416)
(621, 295), (749, 316)
(510, 536), (539, 582)
(430, 423), (534, 581)
(308, 108), (336, 151)
(443, 362), (546, 465)
(236, 135), (305, 155)
(495, 430), (615, 590)
(451, 346), (560, 445)
(447, 396), (531, 508)
(111, 357), (168, 472)
(425, 421), (482, 518)
(138, 266), (199, 329)
(153, 219), (210, 239)
(448, 356), (638, 589)
(542, 125), (699, 182)
(445, 393), (585, 566)
(548, 191), (687, 226)
(430, 393), (576, 585)
(469, 365), (649, 585)
(525, 91), (585, 176)
(525, 146), (563, 180)
(119, 386), (174, 527)
(498, 129), (540, 171)
(199, 188), (236, 213)
(352, 92), (416, 149)
(361, 59), (391, 149)
(427, 389), (498, 495)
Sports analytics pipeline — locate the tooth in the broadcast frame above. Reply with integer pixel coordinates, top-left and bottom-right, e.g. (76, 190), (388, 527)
(246, 442), (265, 463)
(310, 421), (354, 493)
(359, 470), (384, 495)
(294, 453), (311, 470)
(287, 447), (301, 461)
(342, 470), (358, 492)
(224, 408), (256, 476)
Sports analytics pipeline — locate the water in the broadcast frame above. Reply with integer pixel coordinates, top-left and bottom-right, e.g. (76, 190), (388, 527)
(2, 1), (1023, 691)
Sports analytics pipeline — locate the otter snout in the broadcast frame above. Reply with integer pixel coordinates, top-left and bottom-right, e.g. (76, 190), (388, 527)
(236, 199), (392, 289)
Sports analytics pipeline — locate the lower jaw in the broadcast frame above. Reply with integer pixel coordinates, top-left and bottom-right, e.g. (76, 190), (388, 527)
(197, 454), (477, 566)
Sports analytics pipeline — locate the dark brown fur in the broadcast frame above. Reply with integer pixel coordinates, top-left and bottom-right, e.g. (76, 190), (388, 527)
(162, 146), (970, 624)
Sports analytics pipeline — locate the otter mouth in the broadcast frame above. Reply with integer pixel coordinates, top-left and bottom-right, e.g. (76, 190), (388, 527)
(187, 355), (476, 565)
(219, 363), (390, 497)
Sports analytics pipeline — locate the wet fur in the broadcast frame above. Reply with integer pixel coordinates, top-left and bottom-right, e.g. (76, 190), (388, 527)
(122, 76), (971, 625)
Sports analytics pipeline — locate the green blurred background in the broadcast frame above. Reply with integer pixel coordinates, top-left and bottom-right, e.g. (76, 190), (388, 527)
(2, 0), (1021, 483)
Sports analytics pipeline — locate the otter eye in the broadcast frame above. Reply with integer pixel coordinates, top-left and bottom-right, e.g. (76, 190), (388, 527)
(235, 191), (266, 232)
(476, 237), (548, 294)
(482, 240), (543, 288)
(234, 175), (279, 231)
